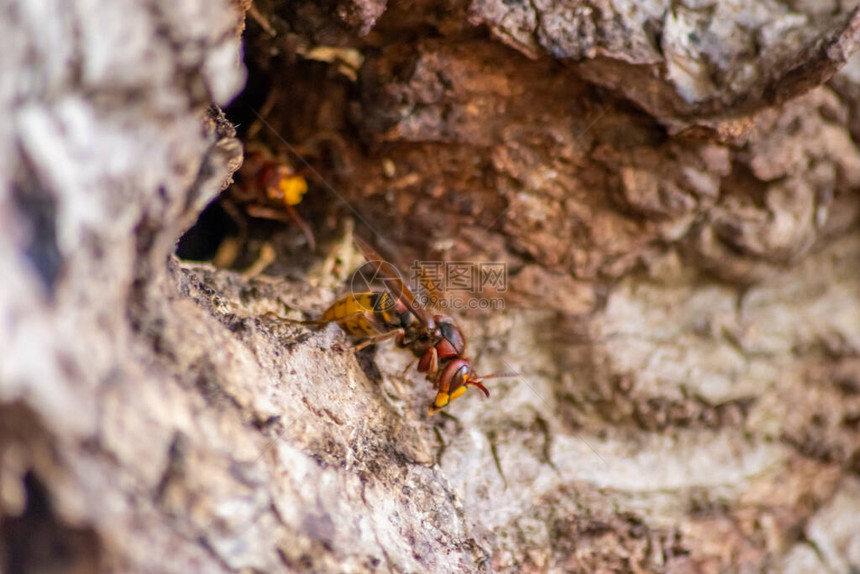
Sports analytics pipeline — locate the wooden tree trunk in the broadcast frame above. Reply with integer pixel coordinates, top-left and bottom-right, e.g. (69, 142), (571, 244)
(2, 0), (860, 572)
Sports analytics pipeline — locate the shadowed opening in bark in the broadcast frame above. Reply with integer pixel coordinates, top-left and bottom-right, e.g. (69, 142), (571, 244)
(176, 42), (283, 266)
(0, 404), (102, 574)
(176, 16), (362, 272)
(2, 472), (101, 574)
(175, 200), (239, 262)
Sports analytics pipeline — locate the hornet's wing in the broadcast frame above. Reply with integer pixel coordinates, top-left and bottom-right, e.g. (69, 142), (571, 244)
(353, 236), (432, 326)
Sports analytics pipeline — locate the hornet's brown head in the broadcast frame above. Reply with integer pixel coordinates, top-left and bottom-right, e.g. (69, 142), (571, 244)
(428, 358), (492, 416)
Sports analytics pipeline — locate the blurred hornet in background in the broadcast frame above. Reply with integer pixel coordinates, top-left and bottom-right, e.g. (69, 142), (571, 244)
(225, 142), (316, 250)
(310, 237), (511, 415)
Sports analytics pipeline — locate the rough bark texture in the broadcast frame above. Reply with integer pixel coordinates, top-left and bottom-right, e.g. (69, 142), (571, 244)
(3, 0), (860, 573)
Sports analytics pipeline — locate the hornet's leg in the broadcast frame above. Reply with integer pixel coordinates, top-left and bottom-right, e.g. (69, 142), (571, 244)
(244, 204), (290, 222)
(241, 241), (276, 279)
(285, 204), (316, 251)
(280, 310), (366, 328)
(353, 328), (404, 351)
(388, 357), (416, 398)
(400, 358), (417, 380)
(417, 347), (439, 381)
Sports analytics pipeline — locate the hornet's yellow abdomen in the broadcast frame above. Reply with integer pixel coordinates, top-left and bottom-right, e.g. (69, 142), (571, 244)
(321, 292), (404, 338)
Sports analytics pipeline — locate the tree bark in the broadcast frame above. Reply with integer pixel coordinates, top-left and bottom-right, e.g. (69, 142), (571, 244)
(2, 0), (860, 573)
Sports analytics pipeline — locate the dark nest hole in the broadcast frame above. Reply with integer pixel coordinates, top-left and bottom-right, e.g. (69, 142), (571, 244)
(0, 403), (101, 574)
(1, 471), (101, 574)
(176, 20), (364, 276)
